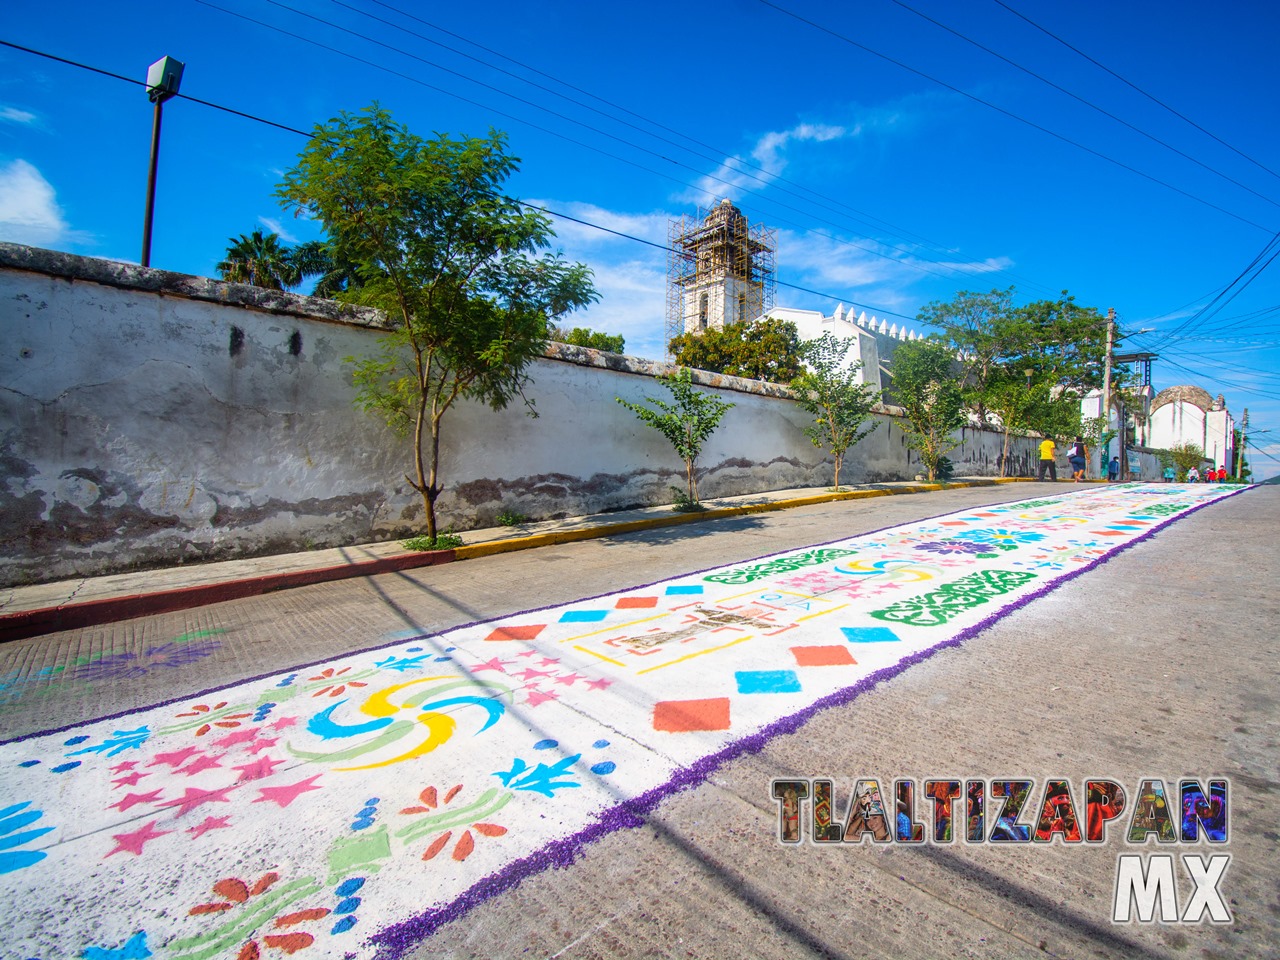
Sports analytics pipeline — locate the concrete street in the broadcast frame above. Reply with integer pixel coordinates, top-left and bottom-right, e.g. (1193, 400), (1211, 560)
(1, 481), (1275, 959)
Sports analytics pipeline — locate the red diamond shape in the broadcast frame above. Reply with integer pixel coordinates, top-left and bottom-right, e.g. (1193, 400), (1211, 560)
(790, 645), (857, 666)
(653, 697), (731, 733)
(485, 623), (547, 642)
(616, 596), (659, 609)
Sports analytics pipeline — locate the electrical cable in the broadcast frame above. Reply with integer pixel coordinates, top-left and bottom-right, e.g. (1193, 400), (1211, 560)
(198, 0), (1046, 294)
(889, 0), (1280, 212)
(990, 0), (1280, 186)
(754, 0), (1276, 234)
(0, 37), (924, 326)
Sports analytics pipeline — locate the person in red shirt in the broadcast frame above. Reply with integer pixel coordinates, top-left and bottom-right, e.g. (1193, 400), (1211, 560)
(1217, 466), (1228, 482)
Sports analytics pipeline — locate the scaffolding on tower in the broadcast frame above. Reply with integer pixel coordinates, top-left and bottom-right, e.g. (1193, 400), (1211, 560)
(665, 200), (776, 358)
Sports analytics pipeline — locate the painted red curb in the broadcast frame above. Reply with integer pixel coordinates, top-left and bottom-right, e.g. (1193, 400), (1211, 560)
(0, 548), (457, 644)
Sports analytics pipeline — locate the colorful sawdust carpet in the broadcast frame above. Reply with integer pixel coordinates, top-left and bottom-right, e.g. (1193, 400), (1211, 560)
(0, 483), (1243, 959)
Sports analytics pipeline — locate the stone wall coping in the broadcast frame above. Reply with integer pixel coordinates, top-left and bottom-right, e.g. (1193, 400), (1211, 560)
(0, 242), (392, 330)
(2, 242), (912, 414)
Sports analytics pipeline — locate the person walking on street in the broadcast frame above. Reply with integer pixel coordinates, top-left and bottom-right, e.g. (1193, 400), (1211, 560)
(1107, 456), (1120, 482)
(1067, 436), (1088, 482)
(1216, 465), (1228, 483)
(1187, 466), (1200, 483)
(1038, 437), (1058, 482)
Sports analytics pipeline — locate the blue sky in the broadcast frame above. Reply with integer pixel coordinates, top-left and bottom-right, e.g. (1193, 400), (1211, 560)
(3, 1), (1278, 478)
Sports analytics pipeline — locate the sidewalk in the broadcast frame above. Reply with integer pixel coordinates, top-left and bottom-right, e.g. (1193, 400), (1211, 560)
(0, 477), (1039, 642)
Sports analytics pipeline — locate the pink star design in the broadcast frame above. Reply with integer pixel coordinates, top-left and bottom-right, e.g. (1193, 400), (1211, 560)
(157, 784), (235, 817)
(211, 727), (260, 749)
(583, 677), (613, 691)
(244, 737), (279, 755)
(234, 755), (286, 782)
(187, 816), (232, 839)
(105, 820), (170, 857)
(538, 657), (561, 667)
(472, 657), (508, 673)
(109, 789), (164, 812)
(109, 761), (138, 773)
(112, 771), (150, 788)
(180, 754), (225, 776)
(268, 716), (299, 731)
(553, 673), (584, 686)
(525, 688), (560, 707)
(515, 650), (539, 658)
(148, 746), (201, 769)
(253, 775), (322, 809)
(516, 668), (553, 681)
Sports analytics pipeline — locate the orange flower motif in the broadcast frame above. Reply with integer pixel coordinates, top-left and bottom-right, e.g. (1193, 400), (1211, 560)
(187, 871), (330, 956)
(175, 701), (254, 736)
(307, 667), (368, 698)
(399, 784), (508, 862)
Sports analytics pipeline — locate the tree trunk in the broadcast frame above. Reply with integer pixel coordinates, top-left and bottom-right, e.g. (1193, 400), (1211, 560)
(686, 458), (697, 503)
(833, 455), (842, 491)
(425, 411), (444, 542)
(1001, 424), (1012, 478)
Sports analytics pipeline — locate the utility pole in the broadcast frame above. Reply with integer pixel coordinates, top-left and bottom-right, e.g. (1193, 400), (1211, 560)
(1102, 308), (1115, 480)
(1238, 409), (1249, 480)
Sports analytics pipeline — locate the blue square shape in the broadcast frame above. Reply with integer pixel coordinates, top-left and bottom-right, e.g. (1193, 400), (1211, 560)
(735, 670), (802, 694)
(665, 585), (704, 595)
(841, 626), (901, 643)
(560, 610), (608, 623)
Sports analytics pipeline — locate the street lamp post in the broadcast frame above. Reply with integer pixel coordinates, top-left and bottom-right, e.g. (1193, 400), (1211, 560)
(141, 56), (184, 268)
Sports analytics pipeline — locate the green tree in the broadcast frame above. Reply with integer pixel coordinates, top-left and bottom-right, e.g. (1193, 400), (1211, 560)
(668, 317), (803, 383)
(917, 286), (1017, 422)
(617, 367), (734, 506)
(217, 229), (301, 290)
(278, 104), (597, 543)
(889, 338), (967, 482)
(790, 334), (880, 490)
(552, 325), (625, 353)
(1167, 441), (1206, 480)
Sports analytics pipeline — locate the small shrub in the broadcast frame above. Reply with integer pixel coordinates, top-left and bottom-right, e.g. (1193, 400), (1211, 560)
(670, 485), (707, 513)
(496, 506), (528, 526)
(402, 531), (464, 551)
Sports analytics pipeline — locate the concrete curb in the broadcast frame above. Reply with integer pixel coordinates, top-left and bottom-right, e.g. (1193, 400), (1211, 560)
(0, 478), (1029, 643)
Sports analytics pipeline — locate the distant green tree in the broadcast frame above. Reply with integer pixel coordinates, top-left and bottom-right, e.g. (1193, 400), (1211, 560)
(617, 367), (734, 506)
(217, 229), (300, 290)
(668, 317), (803, 383)
(552, 325), (625, 354)
(790, 334), (880, 490)
(889, 338), (967, 482)
(278, 104), (597, 543)
(1167, 441), (1206, 480)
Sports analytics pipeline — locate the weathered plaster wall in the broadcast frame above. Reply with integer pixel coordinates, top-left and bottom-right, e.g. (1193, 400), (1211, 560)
(1, 244), (1038, 586)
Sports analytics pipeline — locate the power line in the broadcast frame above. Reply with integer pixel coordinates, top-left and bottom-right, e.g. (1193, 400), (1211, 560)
(889, 0), (1280, 212)
(754, 0), (1276, 234)
(989, 0), (1280, 186)
(0, 37), (923, 327)
(187, 0), (1054, 293)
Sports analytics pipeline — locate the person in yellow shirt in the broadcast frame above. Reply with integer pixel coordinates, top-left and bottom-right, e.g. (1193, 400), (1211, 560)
(1038, 437), (1058, 481)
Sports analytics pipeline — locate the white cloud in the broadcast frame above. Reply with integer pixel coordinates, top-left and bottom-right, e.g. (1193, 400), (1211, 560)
(0, 159), (89, 248)
(259, 216), (299, 243)
(0, 107), (37, 125)
(684, 121), (855, 204)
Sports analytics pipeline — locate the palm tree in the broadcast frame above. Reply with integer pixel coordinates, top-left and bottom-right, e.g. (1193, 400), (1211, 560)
(288, 240), (371, 298)
(217, 230), (300, 290)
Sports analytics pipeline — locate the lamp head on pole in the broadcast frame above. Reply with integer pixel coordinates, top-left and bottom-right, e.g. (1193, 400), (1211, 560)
(146, 56), (184, 103)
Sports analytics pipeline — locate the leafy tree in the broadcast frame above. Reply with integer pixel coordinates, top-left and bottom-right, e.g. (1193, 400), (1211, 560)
(217, 229), (301, 290)
(616, 367), (734, 506)
(1167, 441), (1206, 480)
(917, 286), (1016, 422)
(668, 316), (803, 383)
(288, 239), (382, 298)
(552, 325), (625, 354)
(278, 104), (597, 543)
(888, 338), (967, 482)
(790, 333), (880, 490)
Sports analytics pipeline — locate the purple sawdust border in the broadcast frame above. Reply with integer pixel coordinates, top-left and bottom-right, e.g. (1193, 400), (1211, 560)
(364, 483), (1253, 959)
(1, 485), (1105, 745)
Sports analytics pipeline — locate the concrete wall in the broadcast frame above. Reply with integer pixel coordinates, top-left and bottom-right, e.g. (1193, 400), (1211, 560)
(1, 244), (1038, 586)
